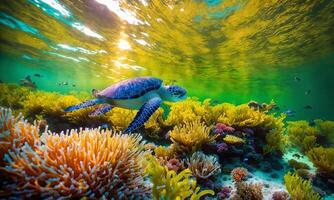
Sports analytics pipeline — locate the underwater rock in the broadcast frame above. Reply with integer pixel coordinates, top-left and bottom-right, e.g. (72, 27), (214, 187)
(288, 159), (310, 170)
(260, 161), (272, 173)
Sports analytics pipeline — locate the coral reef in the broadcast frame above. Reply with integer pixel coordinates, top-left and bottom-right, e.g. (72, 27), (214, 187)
(284, 172), (321, 200)
(217, 186), (232, 199)
(307, 147), (334, 177)
(169, 120), (218, 154)
(1, 125), (150, 198)
(186, 151), (221, 180)
(231, 182), (263, 200)
(144, 155), (214, 199)
(231, 167), (249, 182)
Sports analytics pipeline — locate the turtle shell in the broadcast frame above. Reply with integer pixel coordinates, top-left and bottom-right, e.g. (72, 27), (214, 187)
(97, 77), (163, 99)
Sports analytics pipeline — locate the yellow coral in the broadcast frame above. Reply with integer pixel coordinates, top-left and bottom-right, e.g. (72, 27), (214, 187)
(165, 98), (223, 127)
(218, 103), (285, 129)
(284, 172), (321, 200)
(223, 135), (245, 145)
(144, 108), (165, 134)
(154, 145), (176, 160)
(107, 107), (137, 131)
(307, 147), (334, 176)
(170, 120), (218, 153)
(1, 127), (150, 198)
(287, 121), (318, 153)
(144, 154), (214, 200)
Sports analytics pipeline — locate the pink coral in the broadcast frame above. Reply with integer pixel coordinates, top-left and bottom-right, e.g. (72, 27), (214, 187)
(215, 123), (235, 135)
(272, 190), (290, 200)
(165, 158), (184, 173)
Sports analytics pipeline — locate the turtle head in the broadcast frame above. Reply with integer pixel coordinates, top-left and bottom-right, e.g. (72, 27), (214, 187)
(162, 85), (187, 102)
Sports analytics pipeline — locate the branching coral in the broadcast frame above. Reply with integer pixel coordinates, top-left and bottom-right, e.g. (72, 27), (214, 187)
(169, 120), (218, 154)
(231, 167), (249, 182)
(1, 127), (150, 199)
(186, 151), (221, 180)
(307, 147), (334, 177)
(231, 182), (263, 200)
(284, 172), (321, 200)
(223, 135), (245, 145)
(144, 154), (214, 200)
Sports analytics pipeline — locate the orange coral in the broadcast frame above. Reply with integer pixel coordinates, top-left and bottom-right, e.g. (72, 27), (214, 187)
(0, 107), (40, 165)
(231, 167), (249, 182)
(1, 128), (150, 198)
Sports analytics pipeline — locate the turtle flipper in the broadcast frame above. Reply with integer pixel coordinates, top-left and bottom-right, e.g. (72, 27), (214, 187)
(124, 97), (162, 134)
(89, 104), (113, 117)
(64, 99), (100, 112)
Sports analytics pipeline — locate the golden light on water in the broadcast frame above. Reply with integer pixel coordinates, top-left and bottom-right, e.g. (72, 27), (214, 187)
(118, 39), (131, 50)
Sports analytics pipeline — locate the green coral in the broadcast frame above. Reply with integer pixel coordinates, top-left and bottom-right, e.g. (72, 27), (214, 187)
(284, 172), (322, 200)
(307, 147), (334, 177)
(144, 155), (214, 200)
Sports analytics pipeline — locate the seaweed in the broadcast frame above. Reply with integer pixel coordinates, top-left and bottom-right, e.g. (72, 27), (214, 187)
(144, 154), (214, 199)
(284, 172), (322, 200)
(307, 147), (334, 177)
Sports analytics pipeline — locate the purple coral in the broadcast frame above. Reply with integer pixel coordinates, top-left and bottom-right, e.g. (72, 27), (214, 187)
(217, 142), (229, 153)
(217, 186), (232, 199)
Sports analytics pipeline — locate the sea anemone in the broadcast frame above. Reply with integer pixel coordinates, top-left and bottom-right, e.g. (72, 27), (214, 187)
(1, 127), (150, 199)
(231, 167), (249, 182)
(186, 151), (221, 180)
(0, 107), (40, 165)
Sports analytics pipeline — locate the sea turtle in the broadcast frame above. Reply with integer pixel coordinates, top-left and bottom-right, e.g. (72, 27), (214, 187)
(64, 76), (187, 133)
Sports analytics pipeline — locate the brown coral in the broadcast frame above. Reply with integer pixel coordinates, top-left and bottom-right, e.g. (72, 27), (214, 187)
(1, 127), (150, 199)
(231, 167), (249, 182)
(187, 151), (221, 180)
(231, 182), (263, 200)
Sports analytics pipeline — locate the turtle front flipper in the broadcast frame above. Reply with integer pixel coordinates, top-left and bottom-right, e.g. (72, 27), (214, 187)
(124, 97), (162, 134)
(89, 104), (113, 117)
(64, 99), (100, 112)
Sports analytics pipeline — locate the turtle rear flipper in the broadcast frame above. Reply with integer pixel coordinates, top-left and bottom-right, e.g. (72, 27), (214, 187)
(124, 97), (162, 134)
(89, 104), (113, 117)
(64, 99), (100, 112)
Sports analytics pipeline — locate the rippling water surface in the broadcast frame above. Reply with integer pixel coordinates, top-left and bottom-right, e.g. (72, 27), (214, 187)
(0, 0), (334, 120)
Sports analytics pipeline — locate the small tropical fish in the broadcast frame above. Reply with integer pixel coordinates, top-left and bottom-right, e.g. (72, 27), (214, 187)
(34, 73), (42, 77)
(294, 76), (301, 82)
(72, 84), (76, 87)
(305, 90), (311, 95)
(100, 123), (110, 129)
(63, 81), (68, 86)
(292, 153), (303, 159)
(212, 99), (219, 105)
(283, 109), (296, 116)
(20, 75), (36, 89)
(304, 105), (312, 109)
